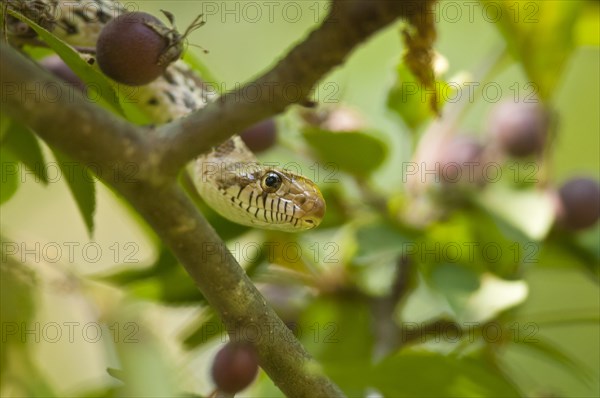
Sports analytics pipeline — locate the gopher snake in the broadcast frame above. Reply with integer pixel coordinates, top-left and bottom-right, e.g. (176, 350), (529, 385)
(5, 0), (325, 232)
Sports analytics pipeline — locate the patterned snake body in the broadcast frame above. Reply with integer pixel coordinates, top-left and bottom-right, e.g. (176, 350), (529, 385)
(6, 0), (325, 231)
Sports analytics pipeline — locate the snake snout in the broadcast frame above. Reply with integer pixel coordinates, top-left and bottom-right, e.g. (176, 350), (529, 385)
(299, 191), (326, 228)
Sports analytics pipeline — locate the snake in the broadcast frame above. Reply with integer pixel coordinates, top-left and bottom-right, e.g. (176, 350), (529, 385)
(4, 0), (326, 232)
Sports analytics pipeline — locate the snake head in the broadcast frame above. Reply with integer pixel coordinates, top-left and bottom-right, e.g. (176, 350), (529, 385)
(196, 160), (326, 232)
(194, 135), (326, 231)
(255, 169), (326, 231)
(264, 170), (326, 231)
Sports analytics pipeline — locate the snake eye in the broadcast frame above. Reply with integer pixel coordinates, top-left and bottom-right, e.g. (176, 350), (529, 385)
(262, 172), (282, 192)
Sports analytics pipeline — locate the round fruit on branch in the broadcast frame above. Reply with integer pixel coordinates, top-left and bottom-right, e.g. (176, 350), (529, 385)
(96, 11), (204, 86)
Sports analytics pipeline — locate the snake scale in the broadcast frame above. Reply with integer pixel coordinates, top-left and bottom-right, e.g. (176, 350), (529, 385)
(5, 0), (326, 232)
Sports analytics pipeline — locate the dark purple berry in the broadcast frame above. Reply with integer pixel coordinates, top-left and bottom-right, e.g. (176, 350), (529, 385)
(557, 178), (600, 230)
(488, 100), (549, 157)
(96, 12), (179, 86)
(437, 135), (486, 186)
(211, 342), (259, 394)
(239, 119), (277, 153)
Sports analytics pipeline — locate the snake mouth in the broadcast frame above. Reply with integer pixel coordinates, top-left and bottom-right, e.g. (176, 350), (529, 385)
(299, 191), (326, 228)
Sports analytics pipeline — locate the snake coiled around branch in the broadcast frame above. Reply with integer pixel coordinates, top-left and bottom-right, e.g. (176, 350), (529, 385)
(4, 0), (326, 232)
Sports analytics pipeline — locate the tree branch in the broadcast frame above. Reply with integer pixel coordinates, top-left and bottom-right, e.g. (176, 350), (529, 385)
(156, 0), (435, 175)
(2, 1), (435, 396)
(117, 182), (344, 397)
(0, 44), (155, 181)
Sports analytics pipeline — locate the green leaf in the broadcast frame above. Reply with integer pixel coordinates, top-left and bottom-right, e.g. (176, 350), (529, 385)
(0, 149), (20, 205)
(347, 221), (413, 296)
(300, 297), (374, 363)
(51, 149), (96, 235)
(478, 184), (554, 241)
(373, 350), (522, 397)
(76, 386), (119, 398)
(21, 46), (56, 61)
(387, 62), (453, 130)
(301, 127), (387, 177)
(0, 256), (37, 326)
(8, 9), (124, 116)
(0, 255), (37, 371)
(2, 121), (48, 184)
(183, 310), (225, 348)
(112, 317), (178, 397)
(420, 210), (483, 272)
(537, 231), (599, 277)
(463, 206), (531, 279)
(481, 0), (584, 100)
(130, 265), (203, 304)
(0, 113), (10, 141)
(516, 337), (593, 384)
(300, 297), (375, 396)
(430, 263), (481, 315)
(353, 220), (414, 265)
(574, 2), (600, 46)
(97, 245), (205, 304)
(182, 51), (220, 92)
(318, 187), (349, 229)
